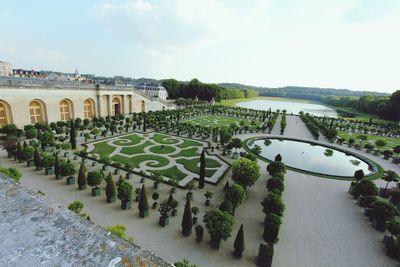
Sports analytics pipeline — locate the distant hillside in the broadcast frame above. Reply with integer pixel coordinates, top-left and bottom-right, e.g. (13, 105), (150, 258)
(219, 83), (388, 99)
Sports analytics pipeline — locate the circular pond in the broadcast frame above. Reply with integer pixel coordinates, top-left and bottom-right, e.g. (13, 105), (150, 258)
(248, 138), (374, 177)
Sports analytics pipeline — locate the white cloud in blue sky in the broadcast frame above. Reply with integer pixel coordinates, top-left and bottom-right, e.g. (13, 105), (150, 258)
(0, 0), (399, 93)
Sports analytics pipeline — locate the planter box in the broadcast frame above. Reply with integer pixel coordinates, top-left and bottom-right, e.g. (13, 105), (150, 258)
(357, 196), (367, 207)
(232, 152), (239, 159)
(171, 209), (177, 217)
(64, 152), (69, 157)
(27, 159), (35, 167)
(114, 169), (119, 175)
(392, 158), (399, 164)
(107, 195), (116, 203)
(193, 217), (198, 225)
(140, 209), (149, 218)
(159, 216), (169, 227)
(372, 218), (385, 232)
(209, 238), (221, 250)
(383, 235), (393, 244)
(126, 173), (133, 180)
(45, 167), (54, 175)
(92, 162), (96, 167)
(363, 208), (371, 217)
(55, 174), (62, 180)
(92, 187), (101, 196)
(257, 255), (272, 267)
(66, 176), (75, 185)
(348, 182), (355, 194)
(153, 183), (159, 190)
(205, 199), (210, 206)
(182, 227), (192, 236)
(121, 200), (132, 210)
(81, 159), (87, 165)
(102, 165), (108, 171)
(74, 156), (78, 160)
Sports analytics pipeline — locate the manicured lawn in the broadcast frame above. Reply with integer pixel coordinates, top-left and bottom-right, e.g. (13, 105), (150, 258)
(177, 139), (203, 148)
(176, 158), (221, 177)
(152, 133), (180, 144)
(149, 145), (176, 154)
(113, 134), (143, 146)
(337, 131), (400, 150)
(171, 147), (199, 158)
(112, 154), (170, 168)
(91, 142), (116, 155)
(184, 115), (260, 129)
(151, 166), (187, 181)
(120, 140), (154, 155)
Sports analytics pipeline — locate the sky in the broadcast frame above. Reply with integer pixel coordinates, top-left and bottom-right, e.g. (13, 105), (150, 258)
(0, 0), (399, 93)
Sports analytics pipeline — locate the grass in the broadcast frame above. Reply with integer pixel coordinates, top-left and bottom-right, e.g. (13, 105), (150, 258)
(184, 115), (261, 129)
(91, 142), (116, 155)
(113, 134), (143, 146)
(112, 154), (170, 168)
(151, 166), (187, 181)
(176, 158), (221, 177)
(152, 133), (180, 144)
(171, 147), (199, 158)
(337, 131), (400, 150)
(177, 139), (203, 148)
(149, 145), (176, 154)
(120, 140), (154, 155)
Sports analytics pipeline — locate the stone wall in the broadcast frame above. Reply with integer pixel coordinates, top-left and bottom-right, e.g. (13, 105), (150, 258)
(0, 175), (173, 267)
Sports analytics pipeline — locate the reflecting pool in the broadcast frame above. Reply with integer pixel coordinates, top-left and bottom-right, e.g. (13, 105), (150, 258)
(249, 138), (372, 177)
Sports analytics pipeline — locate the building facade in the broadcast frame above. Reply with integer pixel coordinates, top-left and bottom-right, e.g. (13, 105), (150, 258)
(0, 61), (12, 77)
(136, 84), (169, 101)
(0, 77), (175, 128)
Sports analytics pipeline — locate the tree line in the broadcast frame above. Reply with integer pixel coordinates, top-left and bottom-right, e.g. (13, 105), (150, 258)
(162, 78), (258, 101)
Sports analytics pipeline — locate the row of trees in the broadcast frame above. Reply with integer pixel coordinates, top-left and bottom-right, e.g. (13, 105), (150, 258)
(162, 78), (258, 101)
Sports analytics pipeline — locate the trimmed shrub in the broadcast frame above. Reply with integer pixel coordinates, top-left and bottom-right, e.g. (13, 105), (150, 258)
(352, 179), (378, 198)
(267, 178), (284, 192)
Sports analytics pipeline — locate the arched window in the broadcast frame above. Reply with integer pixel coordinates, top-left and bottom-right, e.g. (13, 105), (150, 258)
(0, 102), (8, 126)
(29, 101), (44, 124)
(141, 100), (145, 112)
(60, 99), (72, 121)
(84, 99), (94, 118)
(112, 97), (121, 115)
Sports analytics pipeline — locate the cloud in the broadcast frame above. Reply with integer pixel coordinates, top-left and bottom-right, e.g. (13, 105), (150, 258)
(343, 0), (398, 23)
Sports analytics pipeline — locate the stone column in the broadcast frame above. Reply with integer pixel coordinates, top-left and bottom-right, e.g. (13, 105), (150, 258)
(97, 94), (103, 117)
(108, 95), (112, 116)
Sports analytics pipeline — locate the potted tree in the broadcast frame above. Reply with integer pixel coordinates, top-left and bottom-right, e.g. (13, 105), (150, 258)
(87, 171), (102, 196)
(195, 225), (204, 242)
(152, 171), (163, 189)
(392, 145), (400, 164)
(22, 146), (35, 167)
(379, 170), (399, 198)
(352, 179), (378, 206)
(233, 224), (245, 259)
(77, 162), (87, 190)
(117, 181), (133, 209)
(186, 180), (196, 200)
(383, 150), (394, 160)
(124, 162), (134, 179)
(383, 218), (400, 244)
(134, 187), (141, 202)
(226, 184), (246, 215)
(370, 200), (398, 231)
(158, 200), (172, 227)
(257, 243), (274, 267)
(62, 160), (76, 185)
(191, 206), (200, 224)
(182, 198), (193, 236)
(204, 191), (213, 206)
(105, 172), (117, 203)
(33, 147), (42, 171)
(42, 153), (55, 175)
(349, 169), (364, 194)
(170, 177), (178, 194)
(203, 209), (234, 250)
(389, 188), (400, 209)
(138, 184), (149, 217)
(152, 191), (160, 209)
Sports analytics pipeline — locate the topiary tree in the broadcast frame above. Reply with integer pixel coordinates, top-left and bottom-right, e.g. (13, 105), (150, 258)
(225, 184), (245, 215)
(230, 138), (242, 153)
(87, 171), (103, 196)
(371, 200), (398, 227)
(263, 221), (280, 244)
(231, 158), (260, 190)
(354, 169), (364, 184)
(267, 161), (286, 176)
(274, 154), (282, 162)
(203, 209), (234, 250)
(233, 224), (245, 258)
(22, 146), (34, 161)
(267, 177), (284, 192)
(77, 162), (87, 190)
(198, 150), (206, 189)
(204, 190), (213, 206)
(382, 170), (399, 189)
(261, 192), (285, 216)
(138, 184), (149, 217)
(105, 172), (116, 203)
(118, 181), (133, 210)
(219, 199), (234, 215)
(386, 218), (400, 237)
(33, 147), (42, 171)
(375, 139), (386, 152)
(152, 191), (160, 209)
(182, 198), (193, 236)
(60, 160), (76, 177)
(69, 120), (77, 150)
(54, 155), (61, 179)
(195, 225), (204, 242)
(352, 179), (378, 198)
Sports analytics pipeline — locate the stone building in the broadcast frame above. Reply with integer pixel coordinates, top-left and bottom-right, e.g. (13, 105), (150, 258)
(0, 61), (12, 77)
(0, 77), (175, 128)
(135, 84), (169, 101)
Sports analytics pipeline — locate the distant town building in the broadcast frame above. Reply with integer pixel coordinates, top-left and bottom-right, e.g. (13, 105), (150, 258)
(135, 83), (169, 101)
(0, 61), (12, 77)
(13, 69), (47, 79)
